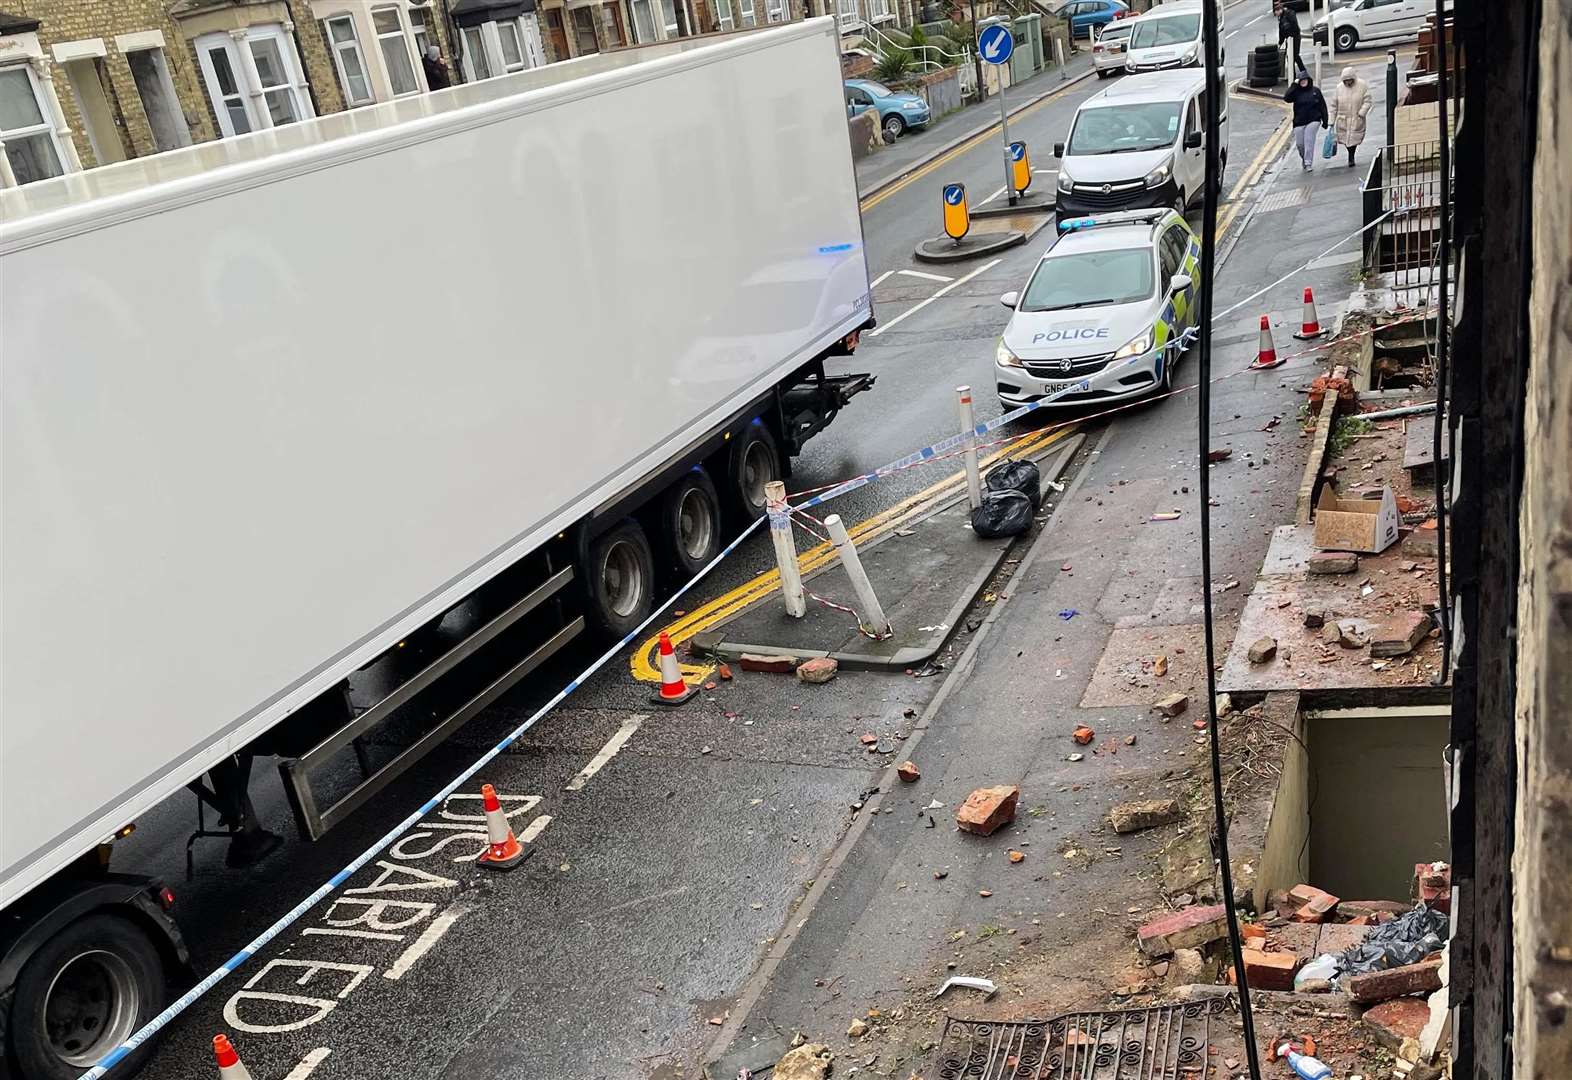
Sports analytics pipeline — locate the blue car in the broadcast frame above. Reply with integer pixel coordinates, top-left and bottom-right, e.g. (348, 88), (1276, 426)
(1055, 0), (1130, 39)
(845, 79), (931, 141)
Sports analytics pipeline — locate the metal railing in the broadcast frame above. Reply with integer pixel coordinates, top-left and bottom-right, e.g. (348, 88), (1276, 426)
(1361, 139), (1446, 300)
(853, 20), (977, 96)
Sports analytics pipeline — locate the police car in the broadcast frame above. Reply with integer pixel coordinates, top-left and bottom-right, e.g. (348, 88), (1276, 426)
(994, 208), (1200, 408)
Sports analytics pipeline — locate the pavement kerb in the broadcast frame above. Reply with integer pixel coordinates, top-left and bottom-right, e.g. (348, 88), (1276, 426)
(857, 64), (1098, 205)
(702, 424), (1112, 1075)
(693, 432), (1087, 671)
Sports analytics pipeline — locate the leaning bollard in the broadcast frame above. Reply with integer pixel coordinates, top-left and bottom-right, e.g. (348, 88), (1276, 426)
(766, 480), (806, 618)
(1055, 37), (1067, 81)
(824, 514), (891, 639)
(957, 386), (983, 511)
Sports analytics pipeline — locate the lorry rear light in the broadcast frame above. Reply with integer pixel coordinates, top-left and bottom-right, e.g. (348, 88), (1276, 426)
(158, 886), (175, 910)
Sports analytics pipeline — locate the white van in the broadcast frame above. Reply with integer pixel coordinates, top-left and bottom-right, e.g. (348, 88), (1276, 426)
(1052, 70), (1229, 225)
(1122, 1), (1225, 74)
(1314, 0), (1450, 53)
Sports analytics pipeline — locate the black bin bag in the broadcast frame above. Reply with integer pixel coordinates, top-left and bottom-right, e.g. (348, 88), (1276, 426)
(985, 458), (1042, 511)
(971, 489), (1034, 538)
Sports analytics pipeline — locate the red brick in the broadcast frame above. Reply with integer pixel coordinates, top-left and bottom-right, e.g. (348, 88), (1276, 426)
(896, 761), (921, 783)
(1413, 861), (1452, 913)
(1268, 923), (1322, 962)
(1287, 884), (1340, 923)
(1309, 551), (1359, 574)
(1239, 948), (1301, 991)
(739, 652), (798, 673)
(1370, 611), (1434, 657)
(1361, 997), (1432, 1050)
(956, 785), (1019, 836)
(1346, 959), (1443, 1004)
(1136, 904), (1229, 957)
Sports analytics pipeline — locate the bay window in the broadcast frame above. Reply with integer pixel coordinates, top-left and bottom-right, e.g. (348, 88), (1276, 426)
(195, 26), (311, 136)
(0, 65), (66, 185)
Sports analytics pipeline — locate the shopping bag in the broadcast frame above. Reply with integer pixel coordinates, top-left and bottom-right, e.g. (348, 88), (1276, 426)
(1322, 129), (1337, 159)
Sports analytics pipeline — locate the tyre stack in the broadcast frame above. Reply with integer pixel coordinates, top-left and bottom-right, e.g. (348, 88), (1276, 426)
(1247, 43), (1283, 87)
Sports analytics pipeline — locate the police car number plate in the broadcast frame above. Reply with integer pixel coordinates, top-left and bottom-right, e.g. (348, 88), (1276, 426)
(1043, 380), (1083, 396)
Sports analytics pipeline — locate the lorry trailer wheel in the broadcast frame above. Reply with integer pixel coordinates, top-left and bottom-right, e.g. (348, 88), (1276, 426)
(584, 519), (654, 640)
(659, 467), (722, 580)
(725, 422), (780, 525)
(9, 913), (166, 1080)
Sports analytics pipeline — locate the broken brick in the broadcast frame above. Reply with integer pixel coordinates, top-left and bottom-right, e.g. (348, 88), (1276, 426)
(1208, 448), (1233, 463)
(1287, 884), (1339, 923)
(795, 657), (839, 684)
(1153, 654), (1169, 677)
(1401, 527), (1439, 557)
(1339, 899), (1412, 920)
(1413, 861), (1451, 913)
(1315, 922), (1369, 955)
(956, 785), (1019, 836)
(1007, 850), (1025, 864)
(1108, 798), (1183, 834)
(1361, 998), (1432, 1050)
(717, 663), (734, 680)
(859, 733), (878, 746)
(896, 760), (921, 783)
(1136, 904), (1229, 957)
(1241, 922), (1267, 943)
(1238, 948), (1301, 991)
(1072, 725), (1095, 745)
(1346, 959), (1443, 1004)
(1152, 692), (1189, 717)
(739, 652), (799, 673)
(1370, 611), (1434, 657)
(1308, 551), (1359, 575)
(1247, 636), (1278, 664)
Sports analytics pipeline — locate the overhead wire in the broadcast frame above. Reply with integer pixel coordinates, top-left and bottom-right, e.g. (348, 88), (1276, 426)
(1197, 1), (1264, 1076)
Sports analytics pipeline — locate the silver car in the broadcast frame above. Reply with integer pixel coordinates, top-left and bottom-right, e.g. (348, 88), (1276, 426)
(1092, 20), (1135, 77)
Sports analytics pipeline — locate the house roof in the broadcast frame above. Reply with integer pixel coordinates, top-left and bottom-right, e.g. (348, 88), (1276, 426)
(449, 0), (538, 26)
(0, 10), (41, 34)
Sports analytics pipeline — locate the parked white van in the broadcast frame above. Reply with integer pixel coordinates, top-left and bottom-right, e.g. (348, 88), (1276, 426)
(1052, 70), (1229, 225)
(1314, 0), (1451, 53)
(1122, 1), (1225, 74)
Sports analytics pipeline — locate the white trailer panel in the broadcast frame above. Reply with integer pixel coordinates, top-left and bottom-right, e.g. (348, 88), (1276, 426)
(0, 20), (869, 908)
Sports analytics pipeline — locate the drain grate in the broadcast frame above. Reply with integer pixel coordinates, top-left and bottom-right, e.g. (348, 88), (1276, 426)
(930, 998), (1232, 1079)
(1253, 186), (1313, 215)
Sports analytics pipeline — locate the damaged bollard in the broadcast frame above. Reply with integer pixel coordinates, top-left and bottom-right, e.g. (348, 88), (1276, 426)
(824, 513), (892, 639)
(766, 480), (806, 619)
(957, 386), (983, 511)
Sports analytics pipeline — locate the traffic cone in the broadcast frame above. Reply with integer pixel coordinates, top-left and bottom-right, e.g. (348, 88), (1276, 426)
(1250, 314), (1284, 369)
(213, 1034), (254, 1080)
(476, 783), (530, 871)
(1293, 286), (1328, 340)
(650, 632), (696, 706)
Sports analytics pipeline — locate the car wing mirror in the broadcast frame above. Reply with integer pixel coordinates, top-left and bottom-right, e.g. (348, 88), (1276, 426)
(1053, 142), (1065, 157)
(1184, 131), (1203, 149)
(1170, 273), (1193, 293)
(1000, 291), (1020, 309)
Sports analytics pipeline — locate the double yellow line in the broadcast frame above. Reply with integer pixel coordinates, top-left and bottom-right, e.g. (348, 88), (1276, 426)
(629, 424), (1077, 683)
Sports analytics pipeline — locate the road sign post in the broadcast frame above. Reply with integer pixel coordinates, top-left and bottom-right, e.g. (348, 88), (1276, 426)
(978, 23), (1016, 206)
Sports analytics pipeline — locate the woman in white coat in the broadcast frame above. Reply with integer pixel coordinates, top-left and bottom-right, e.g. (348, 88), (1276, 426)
(1329, 66), (1373, 168)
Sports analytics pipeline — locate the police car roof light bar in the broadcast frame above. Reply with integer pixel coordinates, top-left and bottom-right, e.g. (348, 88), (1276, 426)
(1056, 208), (1174, 233)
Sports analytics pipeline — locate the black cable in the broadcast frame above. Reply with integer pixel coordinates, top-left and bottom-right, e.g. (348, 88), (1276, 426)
(1196, 1), (1262, 1076)
(1430, 0), (1451, 683)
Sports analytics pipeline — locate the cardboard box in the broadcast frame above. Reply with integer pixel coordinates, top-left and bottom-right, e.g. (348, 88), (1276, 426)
(1313, 485), (1400, 554)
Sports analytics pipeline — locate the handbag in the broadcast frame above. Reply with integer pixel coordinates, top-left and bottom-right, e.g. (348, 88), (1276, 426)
(1322, 128), (1337, 158)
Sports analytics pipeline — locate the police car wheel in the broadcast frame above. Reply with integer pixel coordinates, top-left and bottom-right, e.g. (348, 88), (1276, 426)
(1172, 192), (1186, 215)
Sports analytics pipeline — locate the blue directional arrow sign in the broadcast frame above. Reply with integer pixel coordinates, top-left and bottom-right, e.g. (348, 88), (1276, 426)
(944, 184), (965, 205)
(978, 23), (1013, 65)
(1008, 141), (1026, 162)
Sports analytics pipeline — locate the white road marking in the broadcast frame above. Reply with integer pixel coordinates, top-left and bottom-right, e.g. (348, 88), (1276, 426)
(383, 904), (469, 981)
(566, 714), (645, 791)
(896, 269), (954, 283)
(1229, 12), (1266, 38)
(520, 814), (553, 843)
(869, 269), (895, 288)
(871, 258), (1003, 338)
(979, 184), (1008, 205)
(1033, 168), (1058, 174)
(302, 926), (404, 942)
(285, 1049), (332, 1080)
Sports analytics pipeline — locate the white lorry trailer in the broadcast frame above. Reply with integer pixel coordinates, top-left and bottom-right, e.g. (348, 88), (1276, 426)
(0, 19), (872, 1077)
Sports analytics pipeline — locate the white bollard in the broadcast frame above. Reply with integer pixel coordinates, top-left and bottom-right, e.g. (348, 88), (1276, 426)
(957, 386), (983, 511)
(765, 480), (806, 618)
(824, 514), (891, 639)
(1055, 37), (1067, 81)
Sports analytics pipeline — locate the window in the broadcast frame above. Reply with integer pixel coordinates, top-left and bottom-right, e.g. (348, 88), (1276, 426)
(326, 16), (374, 106)
(409, 7), (433, 57)
(714, 0), (735, 29)
(196, 26), (308, 136)
(739, 0), (758, 28)
(496, 20), (527, 71)
(767, 0), (785, 22)
(1159, 227), (1185, 285)
(125, 47), (192, 150)
(869, 0), (891, 20)
(1066, 102), (1182, 155)
(1018, 249), (1155, 312)
(248, 35), (302, 124)
(630, 0), (657, 41)
(461, 25), (492, 79)
(835, 0), (857, 30)
(1130, 14), (1200, 49)
(372, 7), (419, 95)
(0, 65), (66, 185)
(198, 39), (252, 135)
(659, 0), (680, 37)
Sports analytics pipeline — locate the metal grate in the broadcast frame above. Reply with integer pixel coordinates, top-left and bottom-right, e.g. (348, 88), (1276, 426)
(1253, 186), (1312, 215)
(929, 998), (1231, 1079)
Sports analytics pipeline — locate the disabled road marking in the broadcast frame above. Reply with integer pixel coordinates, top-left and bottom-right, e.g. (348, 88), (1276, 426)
(383, 903), (470, 981)
(285, 1048), (332, 1079)
(565, 714), (645, 791)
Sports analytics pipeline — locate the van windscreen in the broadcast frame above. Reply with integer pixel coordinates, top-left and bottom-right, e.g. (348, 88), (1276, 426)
(1066, 103), (1182, 155)
(1130, 14), (1201, 48)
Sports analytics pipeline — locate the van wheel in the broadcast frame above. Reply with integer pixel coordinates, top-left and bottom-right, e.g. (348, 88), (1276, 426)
(658, 467), (722, 580)
(9, 913), (167, 1080)
(725, 422), (781, 526)
(583, 520), (654, 640)
(1334, 26), (1358, 52)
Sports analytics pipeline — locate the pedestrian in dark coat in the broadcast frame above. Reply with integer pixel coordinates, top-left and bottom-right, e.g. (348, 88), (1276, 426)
(1276, 2), (1304, 76)
(1284, 72), (1330, 171)
(422, 45), (451, 90)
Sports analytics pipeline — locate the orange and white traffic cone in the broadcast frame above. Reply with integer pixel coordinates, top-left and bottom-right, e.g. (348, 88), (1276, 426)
(1293, 286), (1328, 340)
(1250, 314), (1284, 369)
(476, 782), (530, 871)
(650, 631), (696, 706)
(213, 1034), (254, 1080)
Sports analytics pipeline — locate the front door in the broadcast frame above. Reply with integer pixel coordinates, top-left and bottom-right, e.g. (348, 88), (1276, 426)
(571, 7), (600, 54)
(544, 9), (570, 60)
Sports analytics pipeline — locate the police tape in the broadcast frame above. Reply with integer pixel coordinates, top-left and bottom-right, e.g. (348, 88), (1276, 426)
(75, 512), (769, 1080)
